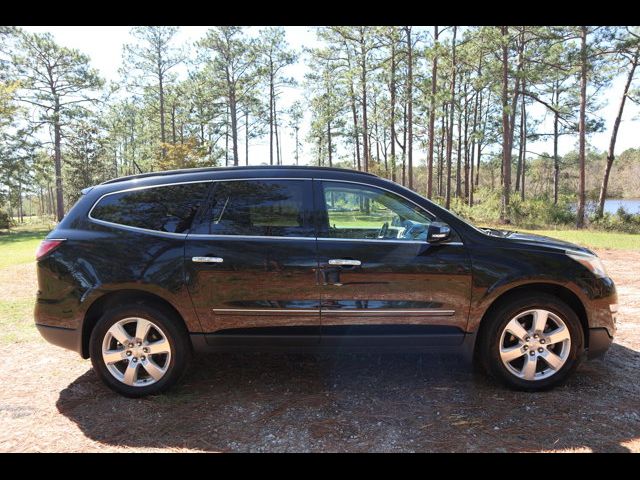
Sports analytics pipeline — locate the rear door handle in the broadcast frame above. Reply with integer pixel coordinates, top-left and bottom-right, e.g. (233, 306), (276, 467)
(192, 256), (224, 263)
(328, 259), (361, 266)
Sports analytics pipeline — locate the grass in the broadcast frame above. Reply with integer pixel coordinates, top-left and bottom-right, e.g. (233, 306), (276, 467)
(0, 297), (39, 345)
(330, 210), (640, 250)
(510, 228), (640, 251)
(0, 219), (54, 344)
(0, 222), (52, 269)
(476, 223), (640, 251)
(328, 210), (393, 229)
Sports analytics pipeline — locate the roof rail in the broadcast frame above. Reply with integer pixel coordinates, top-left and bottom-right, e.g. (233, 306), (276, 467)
(100, 165), (378, 185)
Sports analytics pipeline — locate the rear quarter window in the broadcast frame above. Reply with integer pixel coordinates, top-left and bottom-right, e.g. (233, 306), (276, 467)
(90, 182), (211, 234)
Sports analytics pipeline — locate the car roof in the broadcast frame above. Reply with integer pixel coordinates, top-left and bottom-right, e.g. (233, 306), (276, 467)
(99, 165), (378, 186)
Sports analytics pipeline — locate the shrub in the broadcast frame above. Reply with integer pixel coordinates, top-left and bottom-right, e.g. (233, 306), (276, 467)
(0, 211), (13, 230)
(589, 207), (640, 234)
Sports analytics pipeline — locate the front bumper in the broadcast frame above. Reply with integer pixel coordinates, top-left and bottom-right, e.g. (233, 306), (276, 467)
(35, 324), (82, 355)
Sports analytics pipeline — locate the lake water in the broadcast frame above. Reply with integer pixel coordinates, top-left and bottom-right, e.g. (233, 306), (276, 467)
(600, 199), (640, 215)
(569, 199), (640, 215)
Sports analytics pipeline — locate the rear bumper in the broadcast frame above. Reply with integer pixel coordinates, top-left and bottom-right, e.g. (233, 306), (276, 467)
(587, 327), (614, 359)
(35, 324), (82, 355)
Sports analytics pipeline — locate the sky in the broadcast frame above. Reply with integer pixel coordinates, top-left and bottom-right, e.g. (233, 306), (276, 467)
(21, 26), (640, 167)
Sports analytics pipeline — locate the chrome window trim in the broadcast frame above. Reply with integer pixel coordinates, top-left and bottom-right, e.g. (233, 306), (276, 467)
(188, 233), (317, 241)
(88, 217), (190, 238)
(87, 177), (312, 237)
(316, 178), (464, 246)
(185, 234), (462, 246)
(87, 179), (215, 236)
(86, 175), (464, 247)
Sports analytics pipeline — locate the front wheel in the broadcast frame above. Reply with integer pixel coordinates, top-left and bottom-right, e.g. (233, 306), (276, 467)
(89, 303), (191, 397)
(479, 293), (584, 391)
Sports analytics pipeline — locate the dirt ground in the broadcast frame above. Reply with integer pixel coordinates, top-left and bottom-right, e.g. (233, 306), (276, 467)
(0, 249), (638, 452)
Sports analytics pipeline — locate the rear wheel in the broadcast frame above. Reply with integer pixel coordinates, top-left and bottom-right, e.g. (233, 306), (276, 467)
(479, 293), (584, 391)
(89, 303), (191, 397)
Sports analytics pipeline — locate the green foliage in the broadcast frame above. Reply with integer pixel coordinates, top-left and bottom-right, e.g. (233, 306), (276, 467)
(590, 207), (640, 234)
(0, 210), (13, 229)
(1, 26), (639, 234)
(449, 187), (640, 234)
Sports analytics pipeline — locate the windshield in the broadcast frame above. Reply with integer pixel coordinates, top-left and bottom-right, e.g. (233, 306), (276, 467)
(437, 205), (513, 237)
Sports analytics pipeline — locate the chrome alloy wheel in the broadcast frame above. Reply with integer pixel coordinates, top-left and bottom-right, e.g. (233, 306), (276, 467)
(499, 309), (571, 381)
(101, 317), (172, 387)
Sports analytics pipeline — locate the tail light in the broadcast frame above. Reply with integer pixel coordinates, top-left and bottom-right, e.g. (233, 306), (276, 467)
(36, 239), (65, 260)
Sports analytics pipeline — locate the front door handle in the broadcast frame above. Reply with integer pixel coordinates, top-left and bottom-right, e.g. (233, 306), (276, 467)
(328, 259), (361, 266)
(192, 256), (224, 263)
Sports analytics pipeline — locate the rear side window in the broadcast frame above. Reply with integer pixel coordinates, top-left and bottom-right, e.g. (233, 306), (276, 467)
(191, 179), (313, 237)
(90, 182), (211, 234)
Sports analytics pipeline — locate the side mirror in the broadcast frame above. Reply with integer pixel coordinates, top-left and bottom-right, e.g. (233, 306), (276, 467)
(427, 222), (451, 243)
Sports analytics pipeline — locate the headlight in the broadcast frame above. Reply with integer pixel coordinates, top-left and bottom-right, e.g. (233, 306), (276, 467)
(566, 250), (608, 278)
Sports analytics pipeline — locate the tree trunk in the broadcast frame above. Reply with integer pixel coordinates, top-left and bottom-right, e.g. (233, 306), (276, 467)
(445, 26), (457, 210)
(360, 33), (369, 172)
(520, 93), (526, 201)
(53, 99), (64, 221)
(401, 100), (407, 186)
(439, 102), (446, 197)
(597, 50), (638, 218)
(374, 95), (380, 167)
(171, 101), (176, 144)
(224, 102), (229, 166)
(295, 126), (299, 165)
(553, 83), (560, 205)
(269, 66), (274, 165)
(327, 120), (333, 167)
(576, 26), (588, 228)
(470, 81), (481, 207)
(427, 26), (438, 199)
(274, 97), (281, 165)
(18, 181), (23, 223)
(516, 96), (524, 194)
(245, 107), (249, 166)
(390, 40), (397, 182)
(230, 88), (239, 166)
(476, 90), (488, 187)
(349, 79), (361, 171)
(500, 26), (512, 223)
(456, 78), (462, 199)
(406, 26), (414, 190)
(382, 125), (388, 176)
(463, 88), (470, 202)
(159, 71), (166, 158)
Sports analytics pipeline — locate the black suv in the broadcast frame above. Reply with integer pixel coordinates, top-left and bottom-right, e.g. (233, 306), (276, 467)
(35, 166), (617, 397)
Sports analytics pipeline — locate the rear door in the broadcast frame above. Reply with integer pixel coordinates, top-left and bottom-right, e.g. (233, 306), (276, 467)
(184, 178), (320, 346)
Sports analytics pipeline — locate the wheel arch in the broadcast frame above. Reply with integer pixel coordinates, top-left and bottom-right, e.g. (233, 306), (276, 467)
(81, 289), (189, 359)
(473, 283), (589, 356)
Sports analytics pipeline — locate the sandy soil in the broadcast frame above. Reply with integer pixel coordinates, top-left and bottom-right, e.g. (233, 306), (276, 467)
(0, 249), (638, 452)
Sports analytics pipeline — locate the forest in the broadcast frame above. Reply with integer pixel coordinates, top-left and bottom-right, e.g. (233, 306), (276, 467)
(1, 26), (639, 232)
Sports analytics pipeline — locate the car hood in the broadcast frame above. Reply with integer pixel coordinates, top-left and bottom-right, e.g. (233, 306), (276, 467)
(503, 231), (595, 256)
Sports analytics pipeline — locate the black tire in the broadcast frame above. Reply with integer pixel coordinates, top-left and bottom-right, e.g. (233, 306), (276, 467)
(478, 292), (584, 391)
(89, 302), (191, 397)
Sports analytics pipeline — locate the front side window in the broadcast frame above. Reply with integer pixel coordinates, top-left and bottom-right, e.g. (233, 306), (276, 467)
(320, 181), (434, 241)
(91, 182), (211, 234)
(192, 179), (313, 237)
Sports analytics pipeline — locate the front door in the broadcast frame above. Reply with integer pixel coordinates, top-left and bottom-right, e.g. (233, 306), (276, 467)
(314, 180), (472, 346)
(185, 178), (320, 345)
